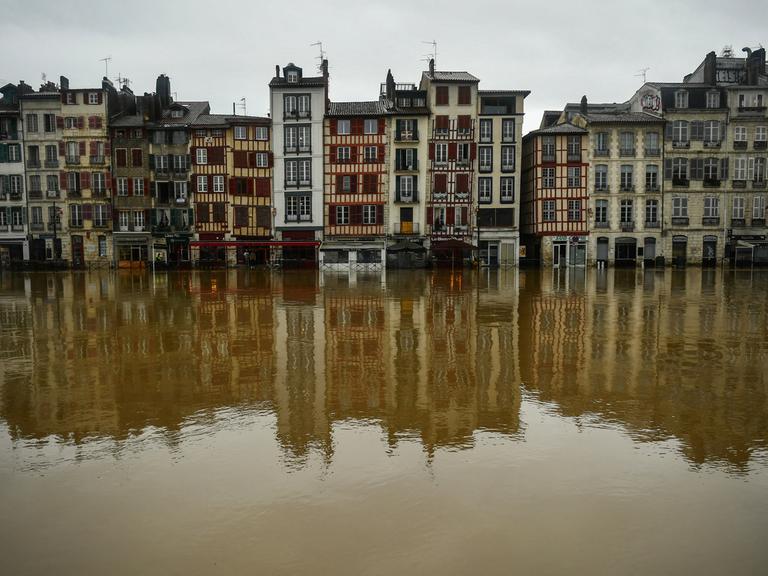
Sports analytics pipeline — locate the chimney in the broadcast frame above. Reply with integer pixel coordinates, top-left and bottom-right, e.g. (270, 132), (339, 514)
(321, 59), (329, 80)
(703, 51), (717, 84)
(386, 69), (395, 101)
(233, 102), (236, 115)
(156, 74), (171, 108)
(59, 76), (69, 90)
(275, 65), (280, 78)
(429, 58), (435, 77)
(580, 95), (588, 115)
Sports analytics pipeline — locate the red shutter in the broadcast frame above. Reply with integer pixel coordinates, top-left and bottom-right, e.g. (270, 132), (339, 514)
(448, 143), (457, 160)
(77, 116), (84, 129)
(95, 117), (103, 129)
(336, 175), (343, 192)
(97, 92), (103, 105)
(470, 143), (477, 160)
(435, 174), (447, 193)
(144, 178), (149, 196)
(229, 178), (237, 194)
(330, 146), (337, 163)
(351, 205), (363, 224)
(83, 204), (93, 221)
(427, 207), (433, 224)
(247, 151), (257, 168)
(461, 207), (468, 224)
(447, 207), (455, 226)
(378, 118), (385, 134)
(104, 141), (111, 155)
(267, 152), (274, 168)
(429, 143), (435, 160)
(190, 147), (198, 164)
(352, 118), (363, 135)
(378, 145), (385, 162)
(127, 178), (133, 195)
(247, 178), (254, 195)
(351, 147), (358, 163)
(330, 119), (337, 135)
(88, 116), (95, 129)
(81, 171), (91, 189)
(56, 116), (64, 129)
(105, 172), (112, 189)
(79, 141), (86, 156)
(60, 172), (68, 190)
(255, 177), (270, 196)
(350, 175), (357, 193)
(234, 151), (248, 168)
(329, 205), (336, 226)
(58, 142), (66, 156)
(208, 175), (214, 193)
(90, 142), (97, 156)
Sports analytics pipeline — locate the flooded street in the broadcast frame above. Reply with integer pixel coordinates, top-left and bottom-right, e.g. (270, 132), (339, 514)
(1, 268), (767, 575)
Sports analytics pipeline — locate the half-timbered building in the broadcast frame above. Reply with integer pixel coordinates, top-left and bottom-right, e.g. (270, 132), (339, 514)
(321, 101), (388, 269)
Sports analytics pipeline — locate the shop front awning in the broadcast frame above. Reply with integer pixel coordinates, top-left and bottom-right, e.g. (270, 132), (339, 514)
(430, 239), (477, 251)
(388, 240), (426, 252)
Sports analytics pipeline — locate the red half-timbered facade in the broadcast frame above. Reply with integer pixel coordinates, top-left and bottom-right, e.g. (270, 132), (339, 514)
(321, 102), (389, 268)
(191, 120), (228, 262)
(521, 123), (589, 265)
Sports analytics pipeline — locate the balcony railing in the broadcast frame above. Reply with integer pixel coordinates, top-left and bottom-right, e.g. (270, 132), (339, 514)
(619, 148), (635, 157)
(394, 190), (418, 203)
(644, 148), (661, 157)
(90, 155), (105, 165)
(47, 222), (61, 231)
(733, 180), (747, 188)
(620, 221), (635, 232)
(594, 221), (610, 228)
(30, 222), (45, 231)
(645, 221), (660, 228)
(65, 155), (80, 165)
(46, 190), (60, 198)
(672, 140), (690, 149)
(703, 178), (721, 187)
(671, 217), (689, 226)
(731, 218), (747, 227)
(703, 140), (721, 148)
(394, 222), (420, 235)
(395, 130), (419, 142)
(594, 149), (609, 157)
(0, 225), (7, 232)
(11, 224), (24, 232)
(755, 141), (767, 150)
(44, 159), (59, 169)
(672, 177), (689, 187)
(619, 184), (634, 192)
(734, 141), (748, 150)
(646, 185), (660, 192)
(28, 190), (43, 199)
(753, 180), (767, 189)
(752, 218), (766, 227)
(26, 159), (41, 169)
(702, 217), (720, 226)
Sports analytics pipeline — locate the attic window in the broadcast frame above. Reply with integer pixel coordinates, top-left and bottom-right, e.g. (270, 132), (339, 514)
(674, 91), (688, 109)
(287, 71), (298, 83)
(170, 109), (184, 118)
(706, 91), (720, 109)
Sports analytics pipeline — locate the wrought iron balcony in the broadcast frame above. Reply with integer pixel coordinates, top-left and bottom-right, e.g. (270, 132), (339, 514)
(394, 222), (420, 235)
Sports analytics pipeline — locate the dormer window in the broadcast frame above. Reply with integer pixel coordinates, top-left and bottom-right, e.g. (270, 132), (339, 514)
(706, 91), (720, 109)
(287, 71), (298, 83)
(675, 91), (688, 109)
(170, 109), (183, 118)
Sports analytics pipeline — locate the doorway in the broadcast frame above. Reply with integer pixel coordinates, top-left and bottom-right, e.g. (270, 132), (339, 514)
(553, 242), (567, 267)
(71, 235), (84, 268)
(672, 236), (687, 267)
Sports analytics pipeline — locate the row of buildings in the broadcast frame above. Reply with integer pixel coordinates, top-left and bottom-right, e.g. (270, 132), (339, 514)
(1, 45), (766, 269)
(0, 60), (528, 270)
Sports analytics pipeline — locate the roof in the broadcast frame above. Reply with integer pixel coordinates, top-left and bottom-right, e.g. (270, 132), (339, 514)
(18, 91), (60, 100)
(422, 71), (480, 83)
(154, 101), (209, 127)
(110, 114), (145, 127)
(527, 122), (587, 136)
(478, 90), (531, 97)
(586, 112), (664, 124)
(192, 113), (270, 127)
(269, 76), (327, 88)
(327, 101), (388, 117)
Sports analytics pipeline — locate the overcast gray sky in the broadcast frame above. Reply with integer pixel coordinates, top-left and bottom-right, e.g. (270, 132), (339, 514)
(2, 0), (766, 132)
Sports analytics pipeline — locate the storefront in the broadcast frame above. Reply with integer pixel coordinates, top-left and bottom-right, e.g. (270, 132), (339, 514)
(114, 234), (151, 269)
(551, 235), (587, 267)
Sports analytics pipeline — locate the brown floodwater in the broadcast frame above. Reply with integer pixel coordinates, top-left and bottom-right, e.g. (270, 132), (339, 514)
(0, 268), (767, 575)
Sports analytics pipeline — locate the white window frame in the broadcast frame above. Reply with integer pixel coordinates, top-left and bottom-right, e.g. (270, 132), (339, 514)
(364, 146), (378, 162)
(479, 119), (492, 142)
(133, 210), (145, 230)
(755, 126), (767, 142)
(675, 91), (689, 109)
(93, 204), (108, 227)
(543, 200), (556, 221)
(213, 175), (224, 193)
(234, 126), (248, 140)
(174, 181), (187, 201)
(645, 199), (659, 223)
(500, 177), (514, 202)
(567, 166), (581, 188)
(119, 211), (130, 231)
(298, 160), (311, 185)
(363, 204), (377, 224)
(337, 146), (351, 162)
(543, 167), (555, 188)
(197, 175), (208, 193)
(285, 161), (298, 185)
(337, 119), (351, 135)
(478, 178), (492, 203)
(734, 126), (747, 142)
(753, 196), (766, 219)
(256, 153), (268, 168)
(117, 177), (128, 196)
(502, 119), (516, 142)
(595, 199), (608, 224)
(196, 148), (208, 165)
(363, 119), (378, 134)
(568, 199), (582, 221)
(501, 146), (515, 171)
(732, 196), (745, 219)
(336, 205), (349, 225)
(254, 126), (268, 141)
(620, 199), (634, 223)
(706, 91), (720, 109)
(672, 197), (688, 217)
(703, 196), (719, 218)
(435, 143), (448, 164)
(132, 177), (143, 195)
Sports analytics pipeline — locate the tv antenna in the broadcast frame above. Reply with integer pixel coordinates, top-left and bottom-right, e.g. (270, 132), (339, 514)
(41, 73), (47, 83)
(422, 40), (438, 66)
(311, 41), (326, 72)
(237, 98), (246, 115)
(116, 73), (131, 88)
(99, 56), (112, 77)
(635, 67), (650, 83)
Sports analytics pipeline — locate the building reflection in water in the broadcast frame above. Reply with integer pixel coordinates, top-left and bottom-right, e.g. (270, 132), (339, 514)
(0, 267), (766, 472)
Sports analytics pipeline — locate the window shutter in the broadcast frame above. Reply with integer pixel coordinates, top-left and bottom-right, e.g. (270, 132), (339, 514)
(97, 92), (103, 105)
(83, 203), (93, 220)
(412, 177), (418, 201)
(105, 172), (112, 189)
(190, 147), (198, 164)
(60, 172), (68, 190)
(448, 143), (457, 160)
(144, 178), (149, 195)
(462, 207), (468, 225)
(330, 119), (337, 136)
(665, 123), (673, 139)
(351, 147), (358, 163)
(88, 116), (94, 129)
(427, 207), (433, 224)
(81, 171), (91, 189)
(208, 175), (214, 192)
(247, 178), (254, 195)
(691, 121), (703, 140)
(336, 175), (343, 192)
(350, 175), (358, 193)
(229, 178), (237, 195)
(330, 146), (337, 163)
(395, 119), (402, 140)
(267, 152), (273, 168)
(79, 141), (86, 156)
(748, 158), (756, 180)
(470, 143), (477, 160)
(127, 178), (133, 195)
(720, 157), (729, 179)
(247, 151), (257, 168)
(90, 142), (97, 156)
(429, 143), (435, 160)
(352, 205), (363, 224)
(329, 205), (336, 226)
(378, 145), (385, 162)
(95, 117), (103, 129)
(149, 154), (155, 169)
(77, 116), (84, 130)
(447, 207), (455, 226)
(56, 116), (64, 129)
(395, 176), (401, 200)
(378, 118), (385, 134)
(58, 142), (66, 156)
(664, 158), (672, 178)
(104, 141), (111, 156)
(352, 118), (363, 135)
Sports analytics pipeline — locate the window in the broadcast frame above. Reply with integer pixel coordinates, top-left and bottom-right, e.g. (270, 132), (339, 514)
(645, 199), (659, 224)
(94, 205), (108, 228)
(131, 149), (143, 167)
(299, 195), (311, 220)
(675, 91), (688, 109)
(70, 204), (83, 227)
(704, 121), (720, 143)
(435, 143), (448, 164)
(673, 120), (689, 143)
(31, 206), (43, 226)
(704, 158), (719, 181)
(619, 132), (635, 155)
(287, 70), (298, 83)
(672, 196), (688, 217)
(502, 119), (515, 142)
(457, 115), (471, 135)
(88, 92), (100, 105)
(595, 132), (609, 155)
(118, 210), (130, 230)
(337, 119), (351, 135)
(197, 175), (208, 193)
(8, 144), (21, 162)
(595, 165), (608, 190)
(297, 126), (311, 151)
(115, 149), (127, 167)
(174, 182), (187, 201)
(297, 95), (310, 117)
(196, 148), (207, 164)
(195, 129), (207, 138)
(753, 196), (766, 219)
(672, 158), (688, 181)
(44, 114), (56, 132)
(620, 199), (633, 223)
(210, 175), (223, 193)
(284, 95), (297, 116)
(399, 175), (414, 199)
(542, 136), (555, 160)
(211, 129), (223, 138)
(645, 131), (660, 154)
(501, 146), (515, 171)
(706, 91), (720, 108)
(45, 144), (57, 162)
(433, 206), (446, 230)
(755, 158), (766, 183)
(8, 175), (22, 196)
(435, 115), (449, 135)
(298, 159), (311, 185)
(645, 165), (659, 190)
(67, 172), (80, 192)
(29, 175), (41, 192)
(364, 146), (377, 162)
(756, 126), (767, 142)
(234, 126), (247, 140)
(232, 206), (248, 227)
(734, 126), (747, 142)
(703, 196), (719, 218)
(340, 175), (355, 192)
(132, 177), (143, 196)
(396, 148), (417, 170)
(336, 205), (349, 225)
(254, 126), (268, 140)
(543, 201), (556, 221)
(212, 203), (226, 222)
(567, 200), (581, 221)
(734, 157), (748, 181)
(500, 177), (514, 203)
(567, 166), (581, 187)
(436, 86), (449, 106)
(479, 119), (492, 142)
(26, 114), (38, 132)
(478, 178), (492, 203)
(567, 136), (581, 160)
(364, 119), (378, 134)
(620, 165), (633, 190)
(285, 161), (298, 185)
(284, 126), (297, 151)
(92, 172), (105, 193)
(479, 146), (492, 171)
(595, 199), (608, 224)
(170, 109), (183, 118)
(543, 167), (555, 188)
(732, 196), (745, 219)
(458, 86), (471, 105)
(46, 175), (58, 192)
(255, 153), (268, 167)
(363, 205), (377, 224)
(133, 210), (145, 230)
(362, 174), (378, 193)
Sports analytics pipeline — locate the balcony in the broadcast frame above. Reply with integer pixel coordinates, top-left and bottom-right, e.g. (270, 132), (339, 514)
(751, 218), (766, 227)
(90, 155), (105, 165)
(47, 222), (61, 231)
(0, 131), (19, 140)
(69, 220), (84, 229)
(395, 190), (418, 203)
(594, 221), (610, 229)
(92, 220), (110, 229)
(154, 167), (170, 178)
(755, 141), (767, 150)
(395, 130), (419, 142)
(478, 163), (493, 173)
(594, 185), (609, 193)
(395, 160), (419, 172)
(501, 163), (516, 173)
(671, 217), (689, 226)
(30, 222), (44, 231)
(11, 224), (24, 232)
(703, 178), (721, 187)
(731, 218), (747, 228)
(644, 148), (661, 157)
(753, 180), (767, 189)
(672, 177), (689, 187)
(65, 155), (80, 165)
(0, 224), (7, 232)
(26, 159), (41, 169)
(702, 217), (720, 226)
(594, 149), (609, 157)
(672, 140), (690, 149)
(619, 185), (634, 192)
(620, 222), (635, 232)
(703, 140), (721, 148)
(28, 190), (43, 200)
(619, 148), (635, 157)
(645, 221), (660, 228)
(734, 141), (748, 150)
(394, 222), (420, 235)
(46, 189), (60, 198)
(457, 159), (472, 169)
(737, 105), (767, 115)
(68, 189), (82, 198)
(646, 185), (660, 192)
(44, 159), (59, 169)
(733, 180), (747, 189)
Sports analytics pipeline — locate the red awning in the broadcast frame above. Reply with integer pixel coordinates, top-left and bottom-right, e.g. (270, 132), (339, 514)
(190, 241), (320, 248)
